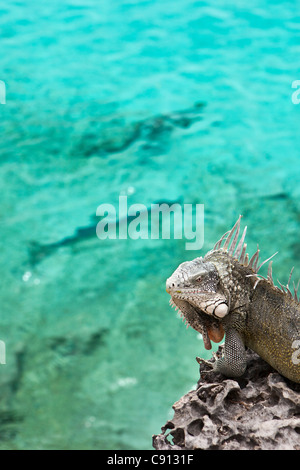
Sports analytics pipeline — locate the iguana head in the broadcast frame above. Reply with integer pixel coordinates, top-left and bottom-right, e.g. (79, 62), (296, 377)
(166, 257), (228, 349)
(166, 257), (229, 318)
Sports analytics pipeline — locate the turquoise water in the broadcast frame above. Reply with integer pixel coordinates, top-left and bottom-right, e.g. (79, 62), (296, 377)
(0, 0), (300, 449)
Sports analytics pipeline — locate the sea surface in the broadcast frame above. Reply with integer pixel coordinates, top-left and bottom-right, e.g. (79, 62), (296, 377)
(0, 0), (299, 449)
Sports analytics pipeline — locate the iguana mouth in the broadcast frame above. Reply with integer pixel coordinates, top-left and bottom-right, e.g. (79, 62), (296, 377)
(169, 297), (224, 350)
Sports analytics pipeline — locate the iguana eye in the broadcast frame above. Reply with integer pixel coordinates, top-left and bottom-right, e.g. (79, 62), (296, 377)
(195, 276), (203, 282)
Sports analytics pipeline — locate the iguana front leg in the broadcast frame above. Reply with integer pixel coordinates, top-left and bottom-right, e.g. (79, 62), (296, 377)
(213, 328), (247, 378)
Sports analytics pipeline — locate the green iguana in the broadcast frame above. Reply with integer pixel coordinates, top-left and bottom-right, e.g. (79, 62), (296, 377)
(166, 216), (300, 383)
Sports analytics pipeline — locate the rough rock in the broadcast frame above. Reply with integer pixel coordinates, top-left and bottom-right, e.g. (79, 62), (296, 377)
(153, 347), (300, 450)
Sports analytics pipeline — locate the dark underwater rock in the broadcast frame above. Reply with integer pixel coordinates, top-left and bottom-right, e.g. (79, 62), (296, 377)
(74, 101), (205, 158)
(153, 347), (300, 450)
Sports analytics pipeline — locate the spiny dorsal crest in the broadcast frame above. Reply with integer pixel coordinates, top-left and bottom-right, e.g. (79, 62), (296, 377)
(212, 215), (299, 302)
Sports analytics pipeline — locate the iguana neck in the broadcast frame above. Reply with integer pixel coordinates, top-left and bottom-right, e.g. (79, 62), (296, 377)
(204, 250), (253, 313)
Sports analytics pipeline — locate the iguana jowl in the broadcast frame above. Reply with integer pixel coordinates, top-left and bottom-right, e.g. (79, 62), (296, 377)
(166, 216), (300, 383)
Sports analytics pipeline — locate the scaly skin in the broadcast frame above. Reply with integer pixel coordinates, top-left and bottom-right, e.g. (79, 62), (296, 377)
(166, 217), (300, 383)
(246, 280), (300, 383)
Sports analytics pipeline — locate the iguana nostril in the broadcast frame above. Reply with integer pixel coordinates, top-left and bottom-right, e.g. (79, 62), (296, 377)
(166, 279), (173, 293)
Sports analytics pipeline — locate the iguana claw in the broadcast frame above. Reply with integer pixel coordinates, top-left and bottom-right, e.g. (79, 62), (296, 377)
(196, 356), (214, 369)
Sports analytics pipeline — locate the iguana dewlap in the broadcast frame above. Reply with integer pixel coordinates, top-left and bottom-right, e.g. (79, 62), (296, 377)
(166, 216), (300, 383)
